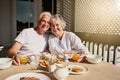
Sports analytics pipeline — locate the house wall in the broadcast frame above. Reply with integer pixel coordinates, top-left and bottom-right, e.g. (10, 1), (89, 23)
(0, 0), (42, 46)
(0, 0), (13, 46)
(74, 0), (120, 46)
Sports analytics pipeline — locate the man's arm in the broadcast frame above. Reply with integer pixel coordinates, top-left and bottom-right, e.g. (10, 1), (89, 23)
(8, 41), (22, 66)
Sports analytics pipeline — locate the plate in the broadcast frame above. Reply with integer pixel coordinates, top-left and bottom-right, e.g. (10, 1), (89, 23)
(5, 72), (51, 80)
(39, 62), (48, 68)
(39, 60), (49, 68)
(68, 65), (88, 75)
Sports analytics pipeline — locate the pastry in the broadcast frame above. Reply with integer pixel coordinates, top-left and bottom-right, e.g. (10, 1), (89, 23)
(20, 77), (40, 80)
(71, 66), (84, 72)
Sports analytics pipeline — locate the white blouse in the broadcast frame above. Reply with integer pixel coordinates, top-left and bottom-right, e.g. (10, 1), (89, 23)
(48, 31), (89, 54)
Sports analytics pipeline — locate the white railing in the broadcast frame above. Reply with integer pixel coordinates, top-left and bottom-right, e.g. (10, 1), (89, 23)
(83, 41), (120, 67)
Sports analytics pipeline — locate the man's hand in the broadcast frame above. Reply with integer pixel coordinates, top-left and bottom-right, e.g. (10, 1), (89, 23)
(12, 56), (20, 66)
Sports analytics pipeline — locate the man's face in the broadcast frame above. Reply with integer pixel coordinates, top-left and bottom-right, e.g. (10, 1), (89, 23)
(38, 15), (51, 32)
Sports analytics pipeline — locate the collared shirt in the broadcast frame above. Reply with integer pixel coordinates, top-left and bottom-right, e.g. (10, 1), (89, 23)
(48, 31), (89, 54)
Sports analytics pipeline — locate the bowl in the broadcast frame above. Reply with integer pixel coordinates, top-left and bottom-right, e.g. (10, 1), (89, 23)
(0, 58), (12, 69)
(86, 55), (102, 64)
(0, 46), (4, 51)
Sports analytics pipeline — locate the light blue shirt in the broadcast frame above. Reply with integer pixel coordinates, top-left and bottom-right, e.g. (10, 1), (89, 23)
(48, 31), (89, 54)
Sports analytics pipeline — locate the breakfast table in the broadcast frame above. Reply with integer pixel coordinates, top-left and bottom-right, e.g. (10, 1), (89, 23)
(0, 61), (120, 80)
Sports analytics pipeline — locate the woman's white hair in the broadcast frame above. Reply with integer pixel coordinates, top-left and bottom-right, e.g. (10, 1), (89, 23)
(39, 12), (52, 21)
(50, 14), (66, 29)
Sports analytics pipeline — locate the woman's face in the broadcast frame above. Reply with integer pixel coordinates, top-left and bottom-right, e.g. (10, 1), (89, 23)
(51, 20), (64, 36)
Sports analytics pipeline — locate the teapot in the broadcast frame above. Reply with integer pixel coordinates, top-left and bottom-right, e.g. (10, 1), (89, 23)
(53, 64), (69, 80)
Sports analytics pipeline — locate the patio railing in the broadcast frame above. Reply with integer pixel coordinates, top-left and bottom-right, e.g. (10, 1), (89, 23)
(83, 41), (120, 66)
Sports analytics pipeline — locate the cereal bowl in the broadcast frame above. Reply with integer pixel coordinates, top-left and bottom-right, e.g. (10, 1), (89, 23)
(0, 58), (12, 69)
(86, 55), (102, 64)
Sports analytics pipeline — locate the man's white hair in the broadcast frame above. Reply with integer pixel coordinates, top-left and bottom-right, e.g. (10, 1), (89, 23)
(39, 12), (52, 21)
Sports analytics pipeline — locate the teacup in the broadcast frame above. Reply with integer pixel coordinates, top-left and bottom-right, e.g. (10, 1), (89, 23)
(86, 55), (102, 64)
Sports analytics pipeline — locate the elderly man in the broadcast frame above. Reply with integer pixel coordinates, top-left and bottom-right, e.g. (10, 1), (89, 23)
(8, 12), (51, 65)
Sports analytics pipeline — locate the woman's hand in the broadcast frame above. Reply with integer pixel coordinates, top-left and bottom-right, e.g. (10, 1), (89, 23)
(64, 50), (87, 62)
(77, 53), (86, 62)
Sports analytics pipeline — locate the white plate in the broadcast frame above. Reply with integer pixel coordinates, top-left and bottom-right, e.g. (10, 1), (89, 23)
(68, 65), (88, 75)
(39, 62), (48, 68)
(5, 73), (51, 80)
(40, 63), (48, 68)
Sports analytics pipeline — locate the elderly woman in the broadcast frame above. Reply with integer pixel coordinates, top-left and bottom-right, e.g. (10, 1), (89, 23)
(48, 14), (89, 62)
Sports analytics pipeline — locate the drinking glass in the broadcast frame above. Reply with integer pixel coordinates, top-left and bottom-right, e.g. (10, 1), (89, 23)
(71, 53), (80, 61)
(19, 55), (29, 64)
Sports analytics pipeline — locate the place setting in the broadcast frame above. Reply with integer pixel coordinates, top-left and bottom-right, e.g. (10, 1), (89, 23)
(1, 50), (117, 80)
(2, 51), (103, 80)
(37, 52), (89, 80)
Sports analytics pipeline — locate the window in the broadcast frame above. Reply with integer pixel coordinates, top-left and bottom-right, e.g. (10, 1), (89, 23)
(16, 0), (56, 35)
(42, 0), (56, 14)
(16, 0), (34, 35)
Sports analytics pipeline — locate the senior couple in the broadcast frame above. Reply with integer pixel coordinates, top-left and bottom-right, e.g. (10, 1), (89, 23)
(8, 12), (89, 65)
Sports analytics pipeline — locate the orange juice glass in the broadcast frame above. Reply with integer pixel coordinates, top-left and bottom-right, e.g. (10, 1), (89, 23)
(19, 55), (29, 64)
(71, 54), (79, 61)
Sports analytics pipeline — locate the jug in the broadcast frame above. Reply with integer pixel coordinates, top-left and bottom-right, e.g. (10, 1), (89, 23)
(53, 64), (69, 80)
(48, 63), (56, 72)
